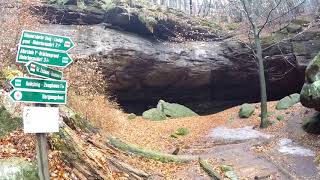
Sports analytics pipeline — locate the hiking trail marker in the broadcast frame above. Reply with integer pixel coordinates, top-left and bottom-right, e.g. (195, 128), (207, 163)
(20, 30), (74, 52)
(26, 61), (63, 80)
(11, 30), (75, 180)
(17, 46), (73, 67)
(10, 77), (67, 93)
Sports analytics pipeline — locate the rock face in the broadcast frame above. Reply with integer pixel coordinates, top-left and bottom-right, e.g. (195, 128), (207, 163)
(300, 53), (320, 109)
(34, 4), (320, 113)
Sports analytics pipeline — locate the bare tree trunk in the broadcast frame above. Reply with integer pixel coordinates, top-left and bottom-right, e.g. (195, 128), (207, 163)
(252, 23), (269, 128)
(190, 0), (193, 15)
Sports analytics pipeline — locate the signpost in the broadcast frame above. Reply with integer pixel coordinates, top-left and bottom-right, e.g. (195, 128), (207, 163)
(17, 46), (73, 67)
(11, 77), (67, 92)
(11, 30), (74, 180)
(26, 61), (63, 80)
(20, 30), (74, 52)
(10, 90), (67, 104)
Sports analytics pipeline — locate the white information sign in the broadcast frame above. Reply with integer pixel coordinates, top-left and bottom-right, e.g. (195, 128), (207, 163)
(23, 107), (59, 133)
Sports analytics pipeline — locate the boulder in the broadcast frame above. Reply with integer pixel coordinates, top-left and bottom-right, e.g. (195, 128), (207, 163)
(0, 158), (38, 179)
(157, 100), (198, 118)
(303, 113), (320, 134)
(239, 103), (255, 118)
(276, 93), (300, 110)
(301, 53), (320, 109)
(142, 108), (166, 121)
(127, 113), (137, 120)
(286, 23), (302, 33)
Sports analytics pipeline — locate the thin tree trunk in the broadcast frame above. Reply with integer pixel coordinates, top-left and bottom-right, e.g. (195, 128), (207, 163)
(190, 0), (193, 15)
(253, 24), (269, 128)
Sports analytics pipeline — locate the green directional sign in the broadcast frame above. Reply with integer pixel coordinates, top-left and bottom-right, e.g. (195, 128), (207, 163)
(10, 90), (66, 104)
(26, 61), (63, 80)
(16, 46), (73, 67)
(20, 31), (74, 52)
(10, 77), (67, 92)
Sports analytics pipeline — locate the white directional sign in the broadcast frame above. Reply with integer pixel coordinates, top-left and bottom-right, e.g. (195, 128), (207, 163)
(23, 107), (59, 133)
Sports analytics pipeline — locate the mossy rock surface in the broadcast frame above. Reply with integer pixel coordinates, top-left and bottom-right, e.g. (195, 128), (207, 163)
(0, 106), (22, 138)
(239, 103), (254, 118)
(157, 100), (198, 118)
(128, 113), (137, 120)
(0, 157), (38, 180)
(276, 93), (300, 110)
(305, 53), (320, 83)
(303, 113), (320, 134)
(286, 23), (302, 33)
(142, 108), (166, 121)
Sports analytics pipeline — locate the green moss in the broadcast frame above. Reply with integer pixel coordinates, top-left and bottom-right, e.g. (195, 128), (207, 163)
(0, 106), (22, 138)
(108, 136), (189, 163)
(277, 115), (285, 121)
(261, 32), (287, 46)
(199, 19), (222, 31)
(292, 18), (310, 26)
(175, 128), (190, 136)
(50, 128), (80, 161)
(226, 23), (240, 31)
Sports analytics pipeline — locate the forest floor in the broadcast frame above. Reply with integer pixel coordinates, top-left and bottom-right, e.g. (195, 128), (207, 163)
(1, 99), (320, 179)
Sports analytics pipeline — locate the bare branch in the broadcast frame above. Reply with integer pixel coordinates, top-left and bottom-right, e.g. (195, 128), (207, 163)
(258, 0), (283, 35)
(267, 0), (306, 24)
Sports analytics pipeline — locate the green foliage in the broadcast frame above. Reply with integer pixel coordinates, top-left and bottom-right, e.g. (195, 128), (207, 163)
(0, 106), (22, 138)
(1, 66), (23, 81)
(170, 128), (190, 138)
(174, 128), (190, 136)
(277, 115), (285, 121)
(227, 116), (234, 124)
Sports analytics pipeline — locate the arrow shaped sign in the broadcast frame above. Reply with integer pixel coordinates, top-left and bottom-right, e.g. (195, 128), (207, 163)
(26, 61), (63, 80)
(16, 46), (73, 67)
(10, 90), (66, 104)
(11, 77), (67, 93)
(20, 30), (75, 52)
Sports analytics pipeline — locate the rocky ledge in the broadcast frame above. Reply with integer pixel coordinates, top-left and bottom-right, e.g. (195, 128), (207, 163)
(32, 2), (320, 113)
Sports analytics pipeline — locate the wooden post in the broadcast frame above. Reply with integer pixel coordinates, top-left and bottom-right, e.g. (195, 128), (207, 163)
(35, 104), (50, 180)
